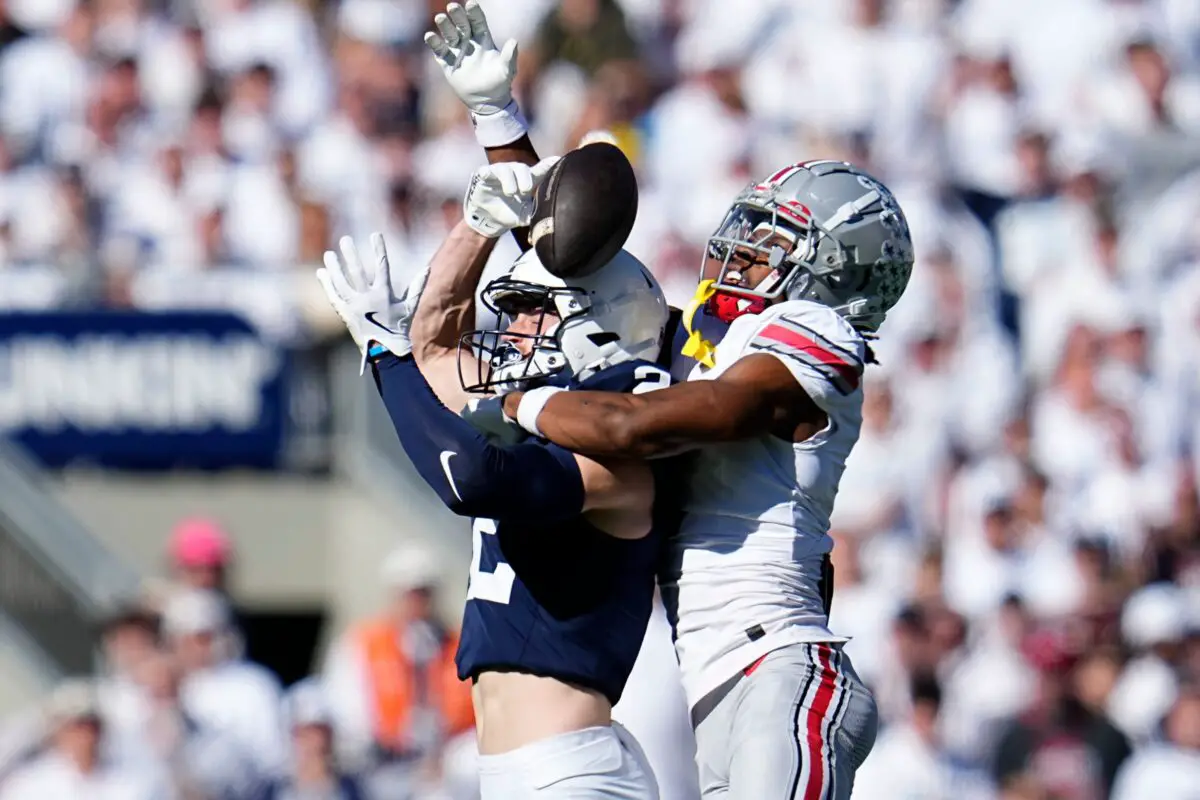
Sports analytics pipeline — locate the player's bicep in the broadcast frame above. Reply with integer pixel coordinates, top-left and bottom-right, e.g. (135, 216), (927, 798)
(707, 354), (825, 436)
(608, 367), (795, 453)
(576, 454), (655, 540)
(418, 350), (472, 413)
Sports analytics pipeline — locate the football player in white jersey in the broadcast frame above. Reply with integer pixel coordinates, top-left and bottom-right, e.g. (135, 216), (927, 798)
(423, 4), (916, 798)
(504, 163), (913, 800)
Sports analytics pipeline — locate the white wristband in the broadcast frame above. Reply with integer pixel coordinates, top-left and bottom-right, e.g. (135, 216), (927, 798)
(471, 101), (529, 148)
(516, 386), (565, 438)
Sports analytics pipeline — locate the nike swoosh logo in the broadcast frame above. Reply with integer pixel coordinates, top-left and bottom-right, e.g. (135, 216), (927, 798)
(439, 450), (463, 502)
(364, 311), (398, 334)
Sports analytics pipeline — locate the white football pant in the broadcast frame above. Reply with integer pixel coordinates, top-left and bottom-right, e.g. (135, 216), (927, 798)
(477, 722), (659, 799)
(693, 642), (878, 800)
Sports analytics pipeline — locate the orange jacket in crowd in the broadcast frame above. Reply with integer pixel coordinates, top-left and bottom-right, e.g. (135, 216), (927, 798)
(355, 618), (474, 752)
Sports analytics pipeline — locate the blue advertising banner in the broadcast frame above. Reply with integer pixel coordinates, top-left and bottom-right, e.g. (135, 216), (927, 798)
(0, 312), (288, 469)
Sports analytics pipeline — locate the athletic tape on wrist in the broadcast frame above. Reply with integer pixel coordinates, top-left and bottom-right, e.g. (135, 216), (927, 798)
(516, 386), (565, 439)
(471, 101), (529, 148)
(464, 212), (503, 239)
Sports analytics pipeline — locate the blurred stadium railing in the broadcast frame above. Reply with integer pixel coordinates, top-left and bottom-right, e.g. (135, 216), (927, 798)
(0, 440), (139, 679)
(332, 341), (466, 539)
(329, 340), (472, 604)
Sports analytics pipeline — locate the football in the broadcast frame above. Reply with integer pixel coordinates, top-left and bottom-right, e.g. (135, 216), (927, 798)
(529, 141), (639, 279)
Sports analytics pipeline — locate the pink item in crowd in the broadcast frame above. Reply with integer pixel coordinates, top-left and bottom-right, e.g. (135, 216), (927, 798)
(169, 517), (232, 568)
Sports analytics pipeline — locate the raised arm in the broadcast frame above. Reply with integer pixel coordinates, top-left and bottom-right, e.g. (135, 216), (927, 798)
(501, 354), (824, 458)
(409, 221), (496, 410)
(501, 307), (870, 459)
(410, 159), (558, 411)
(425, 0), (542, 251)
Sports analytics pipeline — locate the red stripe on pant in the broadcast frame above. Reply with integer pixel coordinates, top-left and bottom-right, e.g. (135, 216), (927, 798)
(803, 644), (838, 800)
(744, 655), (768, 676)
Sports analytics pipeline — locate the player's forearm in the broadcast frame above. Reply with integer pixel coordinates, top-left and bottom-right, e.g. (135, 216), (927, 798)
(503, 390), (694, 459)
(409, 222), (497, 410)
(485, 136), (539, 168)
(504, 370), (789, 459)
(372, 355), (585, 522)
(411, 221), (496, 360)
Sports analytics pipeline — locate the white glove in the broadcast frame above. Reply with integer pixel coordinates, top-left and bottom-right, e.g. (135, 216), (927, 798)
(463, 158), (559, 238)
(425, 1), (516, 116)
(316, 234), (427, 373)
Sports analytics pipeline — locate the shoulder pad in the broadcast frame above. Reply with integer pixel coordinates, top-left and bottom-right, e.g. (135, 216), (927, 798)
(747, 301), (866, 395)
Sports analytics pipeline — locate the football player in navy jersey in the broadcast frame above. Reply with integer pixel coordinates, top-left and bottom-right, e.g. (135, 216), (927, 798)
(316, 159), (677, 799)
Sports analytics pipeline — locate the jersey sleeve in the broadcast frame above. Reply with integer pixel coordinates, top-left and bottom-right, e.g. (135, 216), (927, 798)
(746, 304), (866, 409)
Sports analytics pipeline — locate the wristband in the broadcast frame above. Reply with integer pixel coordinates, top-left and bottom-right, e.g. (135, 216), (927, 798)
(359, 342), (392, 376)
(471, 101), (529, 148)
(516, 386), (565, 438)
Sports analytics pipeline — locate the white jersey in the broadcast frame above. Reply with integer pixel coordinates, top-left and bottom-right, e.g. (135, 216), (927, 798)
(662, 300), (867, 709)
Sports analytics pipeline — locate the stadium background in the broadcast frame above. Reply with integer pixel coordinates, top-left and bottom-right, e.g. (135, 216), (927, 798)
(0, 0), (1198, 797)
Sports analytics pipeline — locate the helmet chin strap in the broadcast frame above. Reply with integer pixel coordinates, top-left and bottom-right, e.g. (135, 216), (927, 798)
(683, 278), (772, 366)
(681, 280), (720, 368)
(708, 291), (767, 324)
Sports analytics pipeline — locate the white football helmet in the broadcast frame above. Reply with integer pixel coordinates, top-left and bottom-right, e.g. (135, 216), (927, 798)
(703, 160), (915, 332)
(459, 248), (669, 393)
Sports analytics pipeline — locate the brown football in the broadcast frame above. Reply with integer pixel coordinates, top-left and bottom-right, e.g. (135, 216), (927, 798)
(529, 142), (639, 278)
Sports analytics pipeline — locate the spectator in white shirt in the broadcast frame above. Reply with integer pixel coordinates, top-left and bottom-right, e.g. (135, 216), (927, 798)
(829, 532), (906, 689)
(1030, 325), (1118, 495)
(1085, 37), (1200, 138)
(94, 605), (161, 764)
(855, 672), (956, 800)
(944, 495), (1031, 620)
(1108, 582), (1187, 744)
(942, 48), (1025, 198)
(939, 597), (1038, 765)
(1112, 687), (1200, 800)
(264, 679), (368, 800)
(127, 648), (264, 799)
(0, 680), (168, 800)
(0, 0), (90, 157)
(163, 587), (288, 777)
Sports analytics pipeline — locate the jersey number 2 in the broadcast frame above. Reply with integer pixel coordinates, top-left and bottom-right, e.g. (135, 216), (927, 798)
(632, 365), (670, 394)
(467, 518), (515, 604)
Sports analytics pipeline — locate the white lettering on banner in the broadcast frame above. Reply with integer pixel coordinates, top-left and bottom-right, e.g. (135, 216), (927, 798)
(0, 335), (278, 433)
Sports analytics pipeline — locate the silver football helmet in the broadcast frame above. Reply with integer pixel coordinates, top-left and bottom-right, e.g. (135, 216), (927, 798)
(703, 160), (915, 331)
(460, 248), (669, 393)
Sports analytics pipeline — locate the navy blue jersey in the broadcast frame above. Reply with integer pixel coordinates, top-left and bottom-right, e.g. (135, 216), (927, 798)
(664, 304), (733, 382)
(455, 359), (680, 705)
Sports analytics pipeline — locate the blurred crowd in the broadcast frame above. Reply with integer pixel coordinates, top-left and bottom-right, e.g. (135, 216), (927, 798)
(1, 0), (1200, 798)
(0, 520), (481, 799)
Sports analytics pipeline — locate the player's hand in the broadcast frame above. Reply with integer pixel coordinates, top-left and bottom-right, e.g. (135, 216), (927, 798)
(463, 158), (559, 238)
(316, 233), (428, 372)
(461, 395), (526, 444)
(425, 1), (517, 116)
